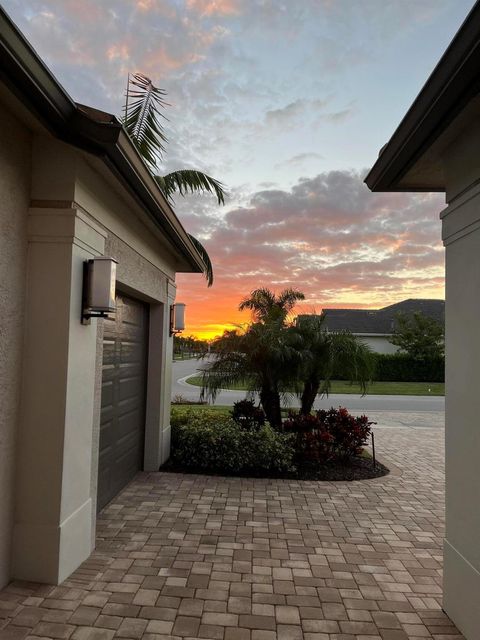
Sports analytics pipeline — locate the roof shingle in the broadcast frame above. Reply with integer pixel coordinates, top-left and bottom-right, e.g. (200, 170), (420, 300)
(317, 299), (445, 334)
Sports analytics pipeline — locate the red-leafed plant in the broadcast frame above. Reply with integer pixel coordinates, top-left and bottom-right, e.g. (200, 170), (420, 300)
(283, 413), (334, 463)
(284, 407), (374, 463)
(317, 407), (373, 459)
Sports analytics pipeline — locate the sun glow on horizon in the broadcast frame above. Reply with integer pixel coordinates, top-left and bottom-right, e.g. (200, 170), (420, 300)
(179, 280), (445, 341)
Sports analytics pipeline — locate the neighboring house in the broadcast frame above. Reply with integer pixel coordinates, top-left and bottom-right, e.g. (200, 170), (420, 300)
(321, 299), (445, 354)
(0, 10), (204, 587)
(365, 3), (480, 638)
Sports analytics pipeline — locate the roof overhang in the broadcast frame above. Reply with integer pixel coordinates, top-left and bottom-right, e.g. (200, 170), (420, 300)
(0, 7), (204, 274)
(365, 1), (480, 193)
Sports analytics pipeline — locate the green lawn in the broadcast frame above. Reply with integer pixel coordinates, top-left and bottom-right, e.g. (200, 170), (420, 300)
(185, 375), (444, 396)
(172, 403), (230, 415)
(171, 404), (292, 417)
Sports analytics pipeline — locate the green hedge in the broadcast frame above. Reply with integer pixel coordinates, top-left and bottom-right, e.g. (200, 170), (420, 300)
(170, 408), (295, 474)
(372, 353), (444, 382)
(332, 352), (444, 382)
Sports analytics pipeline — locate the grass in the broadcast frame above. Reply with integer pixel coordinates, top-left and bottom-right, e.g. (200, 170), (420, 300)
(171, 405), (294, 417)
(172, 404), (231, 415)
(185, 375), (444, 396)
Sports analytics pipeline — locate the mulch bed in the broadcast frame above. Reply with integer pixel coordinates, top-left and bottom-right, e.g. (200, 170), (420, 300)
(161, 455), (389, 482)
(292, 456), (389, 481)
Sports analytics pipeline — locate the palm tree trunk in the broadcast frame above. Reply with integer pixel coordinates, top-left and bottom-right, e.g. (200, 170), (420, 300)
(260, 387), (283, 430)
(300, 377), (320, 415)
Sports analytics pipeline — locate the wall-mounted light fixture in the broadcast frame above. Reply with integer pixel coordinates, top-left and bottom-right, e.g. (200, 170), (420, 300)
(82, 256), (117, 324)
(170, 303), (186, 336)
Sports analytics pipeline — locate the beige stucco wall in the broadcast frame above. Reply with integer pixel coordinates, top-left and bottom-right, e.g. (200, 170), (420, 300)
(16, 134), (178, 582)
(0, 114), (182, 585)
(355, 335), (398, 355)
(0, 102), (31, 588)
(441, 125), (480, 640)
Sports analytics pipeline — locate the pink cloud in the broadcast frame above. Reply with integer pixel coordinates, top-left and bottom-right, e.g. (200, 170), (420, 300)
(175, 170), (446, 338)
(186, 0), (241, 17)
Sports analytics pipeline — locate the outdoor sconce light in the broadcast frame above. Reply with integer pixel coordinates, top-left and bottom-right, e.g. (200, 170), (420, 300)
(82, 256), (117, 324)
(170, 303), (186, 335)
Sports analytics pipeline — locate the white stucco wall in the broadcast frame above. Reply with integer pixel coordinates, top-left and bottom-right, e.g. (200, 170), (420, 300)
(0, 100), (184, 584)
(0, 102), (30, 588)
(11, 134), (179, 583)
(442, 124), (480, 640)
(355, 335), (399, 354)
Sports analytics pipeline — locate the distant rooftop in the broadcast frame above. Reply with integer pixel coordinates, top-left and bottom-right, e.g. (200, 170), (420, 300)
(318, 299), (445, 334)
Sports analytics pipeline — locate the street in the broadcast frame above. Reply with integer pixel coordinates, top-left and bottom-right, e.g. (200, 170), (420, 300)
(172, 358), (445, 428)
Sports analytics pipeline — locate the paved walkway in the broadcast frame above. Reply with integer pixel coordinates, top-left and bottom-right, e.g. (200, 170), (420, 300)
(0, 427), (462, 639)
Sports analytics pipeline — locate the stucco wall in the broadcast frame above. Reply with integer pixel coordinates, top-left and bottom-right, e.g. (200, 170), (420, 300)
(355, 335), (398, 355)
(5, 130), (183, 584)
(0, 102), (31, 587)
(441, 125), (480, 640)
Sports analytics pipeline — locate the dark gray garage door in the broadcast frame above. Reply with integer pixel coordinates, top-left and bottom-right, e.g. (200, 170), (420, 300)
(97, 293), (149, 512)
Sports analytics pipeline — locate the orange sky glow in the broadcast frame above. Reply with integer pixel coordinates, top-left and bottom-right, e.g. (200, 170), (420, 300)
(5, 0), (460, 342)
(176, 271), (446, 341)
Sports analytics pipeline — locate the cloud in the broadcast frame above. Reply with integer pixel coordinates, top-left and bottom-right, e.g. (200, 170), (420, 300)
(263, 98), (332, 130)
(186, 0), (241, 17)
(1, 0), (460, 338)
(264, 100), (308, 126)
(277, 153), (324, 167)
(176, 169), (445, 338)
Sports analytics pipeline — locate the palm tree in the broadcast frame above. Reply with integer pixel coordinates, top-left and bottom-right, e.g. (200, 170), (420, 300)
(201, 288), (305, 428)
(201, 322), (300, 430)
(239, 287), (305, 325)
(122, 72), (226, 286)
(293, 314), (373, 415)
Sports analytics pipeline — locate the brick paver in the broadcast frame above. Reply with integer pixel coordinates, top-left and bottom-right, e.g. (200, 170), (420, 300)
(0, 426), (463, 639)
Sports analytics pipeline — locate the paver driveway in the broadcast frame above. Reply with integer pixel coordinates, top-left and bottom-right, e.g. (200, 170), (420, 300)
(0, 426), (463, 639)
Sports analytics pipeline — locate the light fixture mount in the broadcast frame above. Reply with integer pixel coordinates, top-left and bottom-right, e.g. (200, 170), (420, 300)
(170, 303), (186, 336)
(82, 256), (117, 325)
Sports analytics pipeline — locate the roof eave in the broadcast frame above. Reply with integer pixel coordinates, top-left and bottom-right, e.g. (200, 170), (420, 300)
(0, 6), (204, 274)
(365, 0), (480, 193)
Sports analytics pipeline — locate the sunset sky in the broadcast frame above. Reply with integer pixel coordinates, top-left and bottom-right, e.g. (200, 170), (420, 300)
(5, 0), (475, 339)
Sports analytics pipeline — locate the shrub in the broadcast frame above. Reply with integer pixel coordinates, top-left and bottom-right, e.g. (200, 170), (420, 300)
(332, 353), (444, 382)
(231, 399), (265, 430)
(372, 353), (444, 382)
(170, 408), (294, 474)
(317, 407), (373, 459)
(283, 413), (334, 463)
(284, 407), (374, 463)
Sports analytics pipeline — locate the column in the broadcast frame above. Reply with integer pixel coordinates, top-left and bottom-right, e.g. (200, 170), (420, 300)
(13, 206), (106, 584)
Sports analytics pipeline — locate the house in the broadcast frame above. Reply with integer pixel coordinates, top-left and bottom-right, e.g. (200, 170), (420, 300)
(0, 9), (204, 588)
(365, 2), (480, 637)
(320, 299), (444, 354)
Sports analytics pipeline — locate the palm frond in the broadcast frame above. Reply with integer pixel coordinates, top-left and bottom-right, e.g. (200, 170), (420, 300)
(187, 234), (213, 287)
(239, 288), (276, 316)
(157, 170), (226, 205)
(122, 72), (169, 169)
(278, 288), (306, 309)
(239, 287), (304, 324)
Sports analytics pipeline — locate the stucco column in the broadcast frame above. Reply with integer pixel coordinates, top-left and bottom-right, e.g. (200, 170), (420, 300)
(442, 129), (480, 639)
(144, 280), (175, 470)
(13, 206), (106, 584)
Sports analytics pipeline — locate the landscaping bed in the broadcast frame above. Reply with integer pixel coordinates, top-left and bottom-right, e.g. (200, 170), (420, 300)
(162, 454), (389, 481)
(164, 404), (389, 481)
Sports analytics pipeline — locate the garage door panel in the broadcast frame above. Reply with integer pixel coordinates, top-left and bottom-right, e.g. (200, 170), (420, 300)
(97, 293), (148, 512)
(102, 340), (116, 362)
(101, 380), (114, 407)
(120, 345), (144, 365)
(119, 376), (144, 399)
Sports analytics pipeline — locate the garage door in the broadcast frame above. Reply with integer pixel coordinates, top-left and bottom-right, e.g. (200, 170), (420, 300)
(97, 293), (149, 511)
